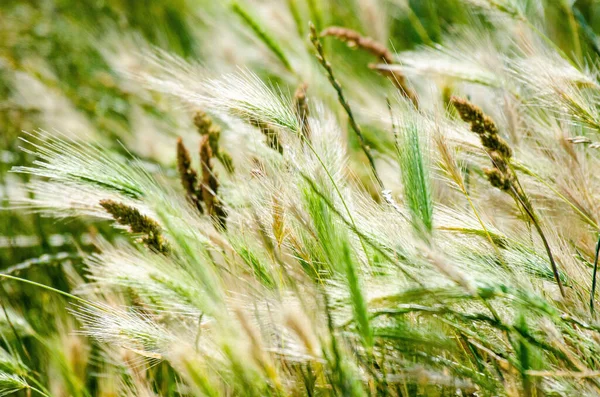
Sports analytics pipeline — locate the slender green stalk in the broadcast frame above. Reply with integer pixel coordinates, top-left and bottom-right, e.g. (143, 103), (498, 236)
(563, 1), (582, 62)
(29, 385), (52, 397)
(404, 4), (433, 45)
(307, 0), (322, 32)
(309, 22), (383, 188)
(0, 284), (30, 362)
(287, 0), (304, 38)
(590, 233), (600, 315)
(231, 1), (293, 72)
(0, 273), (92, 306)
(573, 6), (600, 58)
(510, 186), (565, 298)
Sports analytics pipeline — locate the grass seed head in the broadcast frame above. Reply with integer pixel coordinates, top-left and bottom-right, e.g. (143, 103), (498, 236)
(249, 118), (283, 154)
(320, 25), (418, 106)
(99, 199), (170, 253)
(0, 373), (28, 397)
(320, 26), (394, 64)
(194, 111), (234, 173)
(293, 83), (311, 140)
(451, 96), (514, 190)
(177, 137), (204, 214)
(200, 136), (227, 229)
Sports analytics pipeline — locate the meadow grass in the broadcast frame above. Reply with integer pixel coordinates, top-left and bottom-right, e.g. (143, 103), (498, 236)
(4, 0), (600, 396)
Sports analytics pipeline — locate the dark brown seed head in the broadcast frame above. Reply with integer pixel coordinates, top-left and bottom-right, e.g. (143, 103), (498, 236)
(483, 168), (510, 191)
(194, 111), (234, 173)
(294, 83), (311, 140)
(483, 115), (498, 135)
(200, 136), (227, 229)
(194, 111), (221, 152)
(176, 138), (204, 214)
(451, 96), (500, 138)
(451, 96), (511, 160)
(495, 138), (513, 159)
(488, 151), (508, 171)
(451, 96), (517, 192)
(99, 199), (170, 253)
(480, 133), (499, 150)
(450, 97), (484, 126)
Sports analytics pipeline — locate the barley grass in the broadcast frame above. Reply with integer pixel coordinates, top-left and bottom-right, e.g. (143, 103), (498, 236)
(4, 0), (600, 396)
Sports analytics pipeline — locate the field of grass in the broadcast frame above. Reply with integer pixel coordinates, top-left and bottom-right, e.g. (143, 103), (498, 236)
(4, 0), (600, 395)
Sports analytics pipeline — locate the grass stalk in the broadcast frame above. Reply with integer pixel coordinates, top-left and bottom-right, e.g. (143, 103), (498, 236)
(590, 233), (600, 314)
(231, 1), (293, 72)
(309, 23), (383, 188)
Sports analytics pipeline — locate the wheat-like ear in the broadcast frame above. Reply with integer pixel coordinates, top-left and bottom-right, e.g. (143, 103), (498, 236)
(200, 136), (227, 229)
(320, 26), (394, 63)
(395, 118), (433, 238)
(293, 83), (311, 140)
(320, 26), (419, 107)
(507, 50), (600, 132)
(451, 96), (565, 297)
(73, 303), (176, 361)
(194, 111), (234, 174)
(434, 132), (502, 254)
(138, 53), (300, 133)
(177, 138), (204, 214)
(14, 130), (147, 200)
(99, 199), (170, 254)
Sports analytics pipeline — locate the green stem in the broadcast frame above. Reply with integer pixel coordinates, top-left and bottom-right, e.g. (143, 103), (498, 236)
(514, 162), (598, 229)
(28, 377), (54, 397)
(565, 2), (582, 62)
(29, 385), (53, 397)
(404, 4), (433, 45)
(590, 233), (600, 315)
(510, 187), (566, 298)
(231, 1), (293, 72)
(0, 273), (94, 307)
(309, 22), (384, 188)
